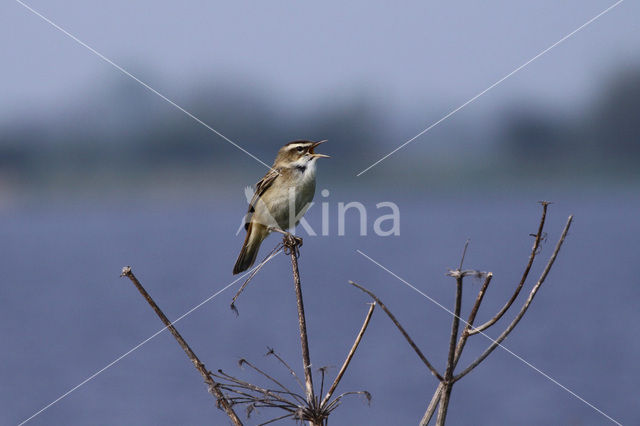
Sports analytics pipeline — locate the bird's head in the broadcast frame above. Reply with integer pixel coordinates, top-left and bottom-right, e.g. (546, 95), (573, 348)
(274, 140), (329, 168)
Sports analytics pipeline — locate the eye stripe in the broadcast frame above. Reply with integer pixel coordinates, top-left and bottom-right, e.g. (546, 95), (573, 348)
(288, 143), (311, 150)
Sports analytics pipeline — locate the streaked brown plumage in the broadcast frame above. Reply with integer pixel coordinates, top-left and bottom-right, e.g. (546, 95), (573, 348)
(233, 140), (329, 274)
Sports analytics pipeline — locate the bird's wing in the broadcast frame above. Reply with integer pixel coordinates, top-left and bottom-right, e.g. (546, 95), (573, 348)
(244, 168), (280, 229)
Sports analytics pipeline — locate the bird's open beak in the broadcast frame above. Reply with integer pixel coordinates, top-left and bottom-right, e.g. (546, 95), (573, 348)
(310, 140), (330, 158)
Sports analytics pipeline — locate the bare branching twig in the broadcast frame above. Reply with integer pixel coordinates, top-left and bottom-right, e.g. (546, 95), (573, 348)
(469, 201), (550, 335)
(266, 347), (306, 393)
(454, 214), (573, 382)
(120, 266), (243, 426)
(284, 234), (316, 405)
(419, 272), (494, 426)
(210, 234), (373, 425)
(348, 280), (444, 381)
(321, 302), (376, 406)
(123, 202), (569, 426)
(231, 244), (284, 314)
(347, 204), (572, 425)
(436, 267), (464, 426)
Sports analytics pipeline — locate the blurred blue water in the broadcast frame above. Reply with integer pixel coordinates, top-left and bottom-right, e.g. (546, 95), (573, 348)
(1, 188), (638, 425)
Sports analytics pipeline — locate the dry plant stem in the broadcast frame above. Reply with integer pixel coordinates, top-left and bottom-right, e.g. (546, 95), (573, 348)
(349, 280), (443, 381)
(231, 244), (284, 312)
(420, 272), (493, 426)
(266, 348), (306, 393)
(214, 369), (298, 408)
(458, 239), (470, 270)
(454, 215), (573, 382)
(435, 384), (453, 426)
(321, 302), (376, 407)
(120, 266), (243, 426)
(470, 202), (549, 335)
(237, 359), (302, 403)
(286, 236), (315, 404)
(423, 207), (556, 424)
(421, 384), (443, 426)
(453, 272), (494, 370)
(463, 273), (494, 337)
(445, 276), (463, 380)
(436, 274), (464, 426)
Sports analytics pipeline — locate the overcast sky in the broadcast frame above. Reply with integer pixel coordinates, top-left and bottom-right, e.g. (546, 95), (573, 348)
(2, 1), (638, 125)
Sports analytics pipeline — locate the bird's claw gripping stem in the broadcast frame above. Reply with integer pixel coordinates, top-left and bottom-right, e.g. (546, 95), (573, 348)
(283, 233), (303, 257)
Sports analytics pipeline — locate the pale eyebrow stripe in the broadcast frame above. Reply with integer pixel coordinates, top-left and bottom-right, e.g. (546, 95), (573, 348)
(287, 143), (310, 150)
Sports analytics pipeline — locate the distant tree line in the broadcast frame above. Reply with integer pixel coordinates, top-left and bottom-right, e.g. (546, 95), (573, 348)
(1, 65), (638, 185)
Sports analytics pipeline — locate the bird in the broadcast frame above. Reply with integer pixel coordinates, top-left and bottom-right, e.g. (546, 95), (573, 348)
(233, 140), (329, 274)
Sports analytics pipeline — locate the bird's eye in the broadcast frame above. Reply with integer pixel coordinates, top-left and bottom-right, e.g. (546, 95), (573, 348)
(297, 147), (304, 152)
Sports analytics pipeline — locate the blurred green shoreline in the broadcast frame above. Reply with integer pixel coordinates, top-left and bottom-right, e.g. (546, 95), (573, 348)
(2, 64), (639, 205)
(1, 160), (637, 209)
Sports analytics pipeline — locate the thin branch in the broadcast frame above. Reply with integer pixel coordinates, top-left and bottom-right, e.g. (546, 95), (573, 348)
(420, 382), (443, 426)
(231, 244), (284, 313)
(450, 272), (494, 371)
(450, 271), (494, 368)
(284, 234), (315, 404)
(462, 272), (494, 337)
(419, 272), (493, 426)
(318, 367), (327, 404)
(435, 384), (453, 426)
(469, 202), (549, 335)
(422, 205), (558, 424)
(349, 280), (443, 381)
(444, 274), (463, 381)
(120, 266), (243, 426)
(324, 390), (372, 413)
(321, 302), (376, 407)
(218, 384), (301, 404)
(454, 215), (573, 382)
(214, 369), (298, 408)
(266, 348), (306, 394)
(436, 270), (464, 426)
(237, 359), (302, 403)
(458, 238), (470, 270)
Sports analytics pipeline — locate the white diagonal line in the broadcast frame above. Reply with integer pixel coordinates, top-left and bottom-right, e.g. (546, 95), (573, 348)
(18, 249), (281, 425)
(14, 0), (272, 170)
(356, 0), (624, 176)
(355, 249), (622, 426)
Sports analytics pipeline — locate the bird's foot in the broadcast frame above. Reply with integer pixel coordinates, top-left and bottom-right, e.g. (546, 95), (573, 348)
(282, 233), (303, 257)
(267, 227), (303, 256)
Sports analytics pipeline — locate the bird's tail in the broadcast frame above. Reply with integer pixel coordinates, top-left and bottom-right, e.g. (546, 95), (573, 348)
(233, 222), (268, 274)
